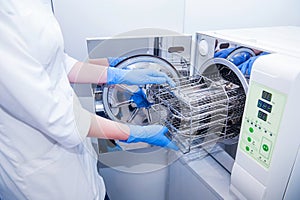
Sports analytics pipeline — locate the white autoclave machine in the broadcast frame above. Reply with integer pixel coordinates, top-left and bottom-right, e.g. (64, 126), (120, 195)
(76, 26), (300, 200)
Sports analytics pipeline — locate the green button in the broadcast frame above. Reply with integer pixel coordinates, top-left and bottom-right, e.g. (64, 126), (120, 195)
(246, 146), (250, 151)
(262, 144), (269, 152)
(249, 127), (254, 133)
(247, 137), (252, 142)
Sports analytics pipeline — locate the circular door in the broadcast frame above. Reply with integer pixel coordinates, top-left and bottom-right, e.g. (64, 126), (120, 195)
(197, 57), (249, 141)
(102, 54), (180, 125)
(199, 58), (249, 93)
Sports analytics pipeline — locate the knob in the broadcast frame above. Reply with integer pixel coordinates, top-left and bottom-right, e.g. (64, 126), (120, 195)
(198, 39), (209, 56)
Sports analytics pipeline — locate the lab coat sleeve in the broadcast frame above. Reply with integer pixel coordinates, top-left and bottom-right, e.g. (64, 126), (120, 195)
(63, 53), (78, 74)
(72, 92), (92, 142)
(0, 36), (91, 149)
(63, 54), (92, 141)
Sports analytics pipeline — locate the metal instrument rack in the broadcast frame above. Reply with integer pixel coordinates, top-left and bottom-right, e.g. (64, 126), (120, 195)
(155, 75), (246, 153)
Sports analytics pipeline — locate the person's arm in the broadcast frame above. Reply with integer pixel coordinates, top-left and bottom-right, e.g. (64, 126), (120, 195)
(88, 58), (110, 66)
(67, 61), (109, 84)
(66, 55), (128, 84)
(89, 57), (126, 67)
(88, 114), (178, 150)
(64, 56), (127, 140)
(67, 61), (176, 86)
(62, 54), (178, 149)
(63, 54), (110, 84)
(88, 114), (130, 140)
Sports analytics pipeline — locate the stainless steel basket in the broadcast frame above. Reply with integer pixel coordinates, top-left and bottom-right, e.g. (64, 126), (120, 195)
(155, 76), (246, 153)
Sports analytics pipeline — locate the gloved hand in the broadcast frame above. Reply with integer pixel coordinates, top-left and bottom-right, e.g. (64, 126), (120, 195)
(131, 88), (152, 108)
(237, 52), (269, 75)
(121, 124), (179, 151)
(108, 57), (127, 67)
(107, 67), (176, 87)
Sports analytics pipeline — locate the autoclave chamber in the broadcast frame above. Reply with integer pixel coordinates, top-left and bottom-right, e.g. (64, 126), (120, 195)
(84, 28), (300, 200)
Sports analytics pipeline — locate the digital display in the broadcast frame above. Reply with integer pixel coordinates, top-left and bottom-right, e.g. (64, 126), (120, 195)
(257, 99), (272, 113)
(258, 110), (268, 121)
(262, 90), (272, 102)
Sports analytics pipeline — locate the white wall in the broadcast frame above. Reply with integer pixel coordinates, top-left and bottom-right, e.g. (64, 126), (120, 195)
(52, 0), (185, 61)
(53, 0), (300, 60)
(184, 0), (300, 34)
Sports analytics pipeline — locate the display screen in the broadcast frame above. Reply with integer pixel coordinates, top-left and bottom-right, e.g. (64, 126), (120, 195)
(258, 110), (268, 121)
(257, 99), (272, 113)
(262, 90), (272, 102)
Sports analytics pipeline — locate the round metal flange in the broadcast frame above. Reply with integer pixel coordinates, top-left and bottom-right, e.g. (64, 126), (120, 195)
(197, 57), (249, 143)
(197, 57), (248, 93)
(102, 54), (180, 125)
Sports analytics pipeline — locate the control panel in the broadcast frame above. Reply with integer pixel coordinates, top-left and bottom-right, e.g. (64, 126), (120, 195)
(239, 81), (287, 169)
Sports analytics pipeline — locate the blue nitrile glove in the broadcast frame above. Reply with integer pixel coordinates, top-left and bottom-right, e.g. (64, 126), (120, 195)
(214, 47), (235, 58)
(108, 57), (127, 67)
(131, 88), (152, 108)
(238, 52), (269, 75)
(107, 142), (123, 152)
(122, 124), (179, 151)
(107, 67), (176, 87)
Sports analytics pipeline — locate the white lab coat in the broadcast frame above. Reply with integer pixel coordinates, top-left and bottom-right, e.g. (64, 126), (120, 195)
(0, 0), (105, 199)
